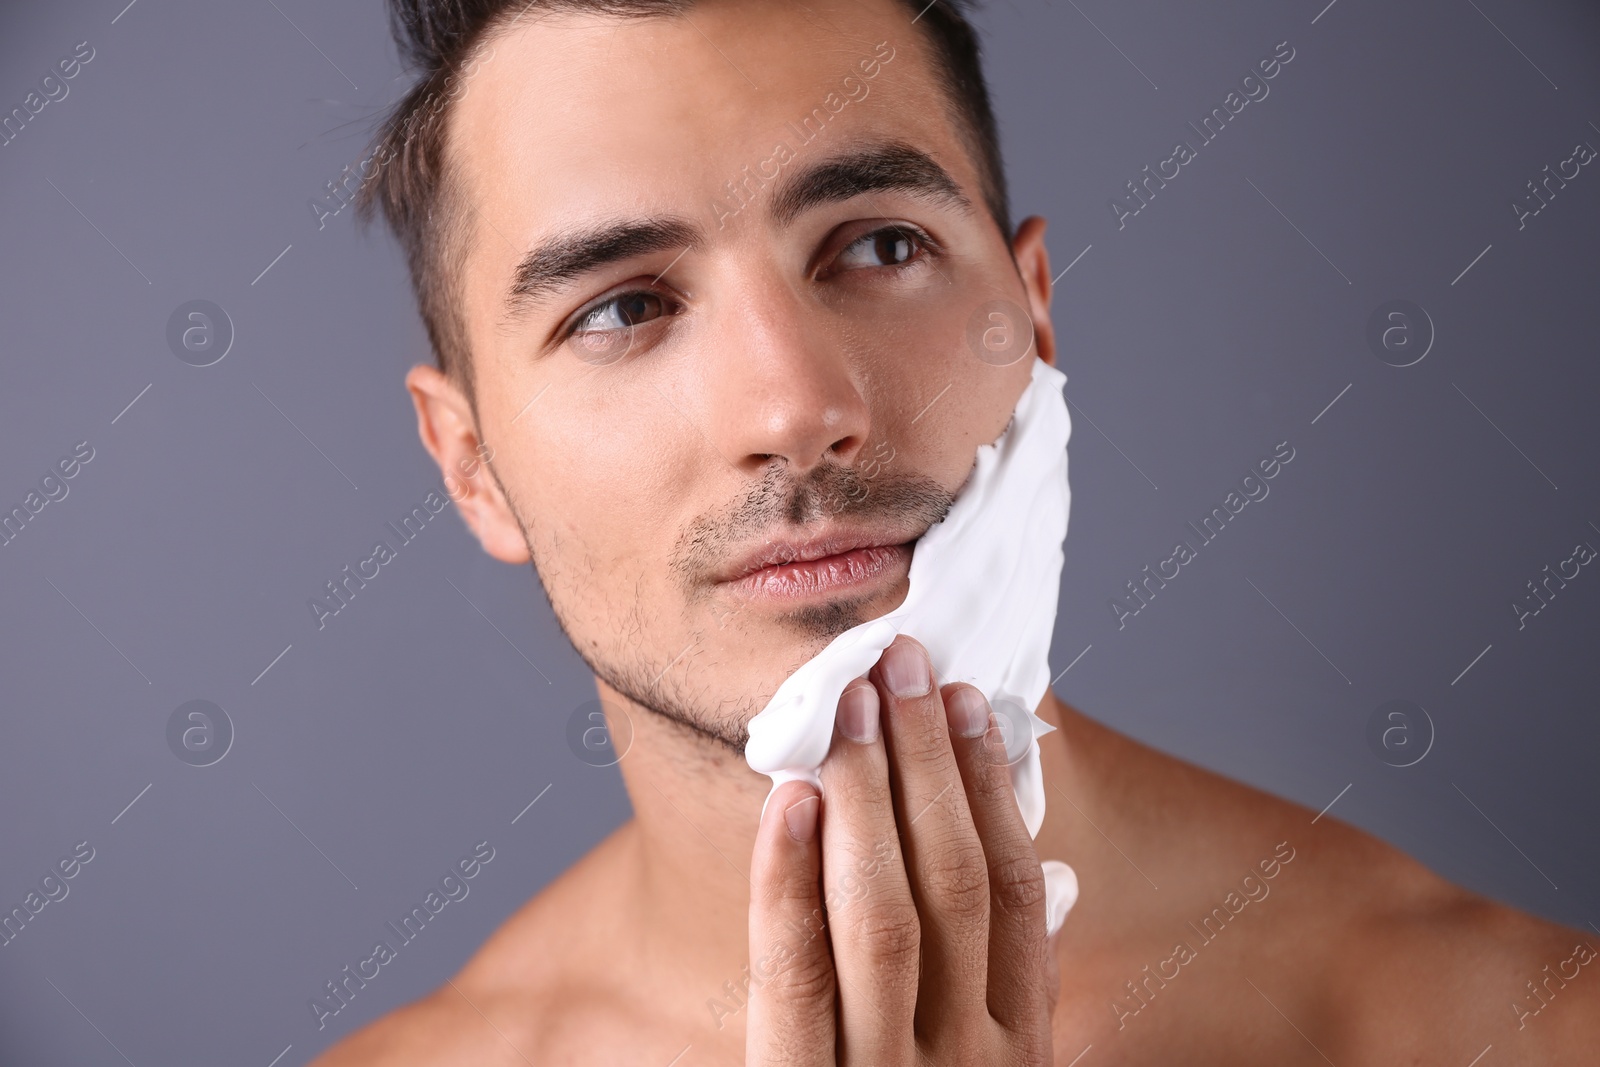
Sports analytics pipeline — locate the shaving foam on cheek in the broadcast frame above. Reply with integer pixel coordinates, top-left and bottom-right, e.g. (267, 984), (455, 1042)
(745, 357), (1079, 935)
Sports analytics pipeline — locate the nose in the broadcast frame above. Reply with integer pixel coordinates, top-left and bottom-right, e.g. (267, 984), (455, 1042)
(700, 277), (871, 478)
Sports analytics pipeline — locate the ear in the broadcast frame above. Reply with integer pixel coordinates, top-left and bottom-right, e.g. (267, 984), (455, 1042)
(1010, 215), (1058, 368)
(406, 364), (531, 565)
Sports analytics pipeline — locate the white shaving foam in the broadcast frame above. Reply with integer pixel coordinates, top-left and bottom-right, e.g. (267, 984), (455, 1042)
(745, 357), (1078, 934)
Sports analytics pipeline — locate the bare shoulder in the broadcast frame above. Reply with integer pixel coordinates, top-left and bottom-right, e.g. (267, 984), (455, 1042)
(309, 820), (657, 1067)
(1059, 708), (1600, 1060)
(1318, 842), (1600, 1062)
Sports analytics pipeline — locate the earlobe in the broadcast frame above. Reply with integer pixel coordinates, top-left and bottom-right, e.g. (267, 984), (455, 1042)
(1010, 215), (1058, 369)
(405, 364), (531, 565)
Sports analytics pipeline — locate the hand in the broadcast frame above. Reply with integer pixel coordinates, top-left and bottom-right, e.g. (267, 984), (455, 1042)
(746, 635), (1061, 1065)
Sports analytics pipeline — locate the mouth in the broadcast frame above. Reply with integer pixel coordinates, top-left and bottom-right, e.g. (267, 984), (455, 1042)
(717, 530), (919, 602)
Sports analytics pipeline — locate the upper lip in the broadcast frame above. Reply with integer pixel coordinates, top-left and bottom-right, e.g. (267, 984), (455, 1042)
(717, 526), (920, 584)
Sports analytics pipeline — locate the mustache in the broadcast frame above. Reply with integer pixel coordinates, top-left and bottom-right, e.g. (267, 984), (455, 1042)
(671, 459), (956, 590)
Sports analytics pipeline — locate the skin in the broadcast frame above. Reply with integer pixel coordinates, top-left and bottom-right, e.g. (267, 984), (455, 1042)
(313, 0), (1600, 1062)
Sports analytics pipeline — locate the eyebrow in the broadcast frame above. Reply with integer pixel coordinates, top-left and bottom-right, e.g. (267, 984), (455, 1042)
(500, 141), (972, 322)
(769, 140), (972, 227)
(503, 217), (700, 324)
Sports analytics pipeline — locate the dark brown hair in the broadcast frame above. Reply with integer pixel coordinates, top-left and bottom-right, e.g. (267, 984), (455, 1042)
(356, 0), (1010, 388)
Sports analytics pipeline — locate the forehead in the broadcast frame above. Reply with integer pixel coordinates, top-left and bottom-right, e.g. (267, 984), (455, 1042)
(446, 0), (964, 251)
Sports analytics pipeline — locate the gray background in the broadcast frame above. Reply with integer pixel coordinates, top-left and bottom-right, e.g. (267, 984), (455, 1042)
(1, 0), (1597, 1061)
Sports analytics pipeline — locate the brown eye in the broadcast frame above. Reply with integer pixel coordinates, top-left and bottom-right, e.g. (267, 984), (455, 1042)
(566, 290), (674, 363)
(835, 226), (926, 271)
(575, 291), (667, 333)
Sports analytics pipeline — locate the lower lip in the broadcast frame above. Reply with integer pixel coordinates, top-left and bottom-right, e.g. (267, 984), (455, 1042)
(724, 544), (912, 601)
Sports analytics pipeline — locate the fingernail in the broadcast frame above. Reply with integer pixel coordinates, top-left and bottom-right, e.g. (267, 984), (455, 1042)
(985, 714), (1009, 758)
(882, 639), (931, 698)
(947, 686), (991, 738)
(837, 683), (880, 744)
(785, 794), (819, 843)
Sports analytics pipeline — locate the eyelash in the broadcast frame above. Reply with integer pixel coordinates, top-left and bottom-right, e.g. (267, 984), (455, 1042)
(559, 222), (940, 344)
(826, 223), (939, 277)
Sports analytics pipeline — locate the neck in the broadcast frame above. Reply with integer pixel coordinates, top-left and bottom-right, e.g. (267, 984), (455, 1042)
(599, 677), (1097, 987)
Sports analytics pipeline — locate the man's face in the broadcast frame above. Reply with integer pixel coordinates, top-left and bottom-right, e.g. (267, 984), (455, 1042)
(420, 0), (1056, 751)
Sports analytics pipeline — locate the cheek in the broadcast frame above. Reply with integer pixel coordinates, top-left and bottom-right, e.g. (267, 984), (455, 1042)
(516, 401), (691, 594)
(926, 363), (1029, 494)
(857, 296), (1027, 488)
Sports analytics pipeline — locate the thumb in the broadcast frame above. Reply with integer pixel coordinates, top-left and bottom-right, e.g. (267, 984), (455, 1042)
(746, 780), (835, 1067)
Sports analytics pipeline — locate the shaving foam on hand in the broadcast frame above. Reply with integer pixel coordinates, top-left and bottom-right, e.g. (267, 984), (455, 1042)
(745, 357), (1079, 935)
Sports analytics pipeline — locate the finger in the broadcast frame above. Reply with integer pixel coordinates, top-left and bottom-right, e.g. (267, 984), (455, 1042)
(817, 678), (920, 1067)
(1044, 928), (1063, 1020)
(870, 636), (991, 1030)
(746, 779), (835, 1067)
(942, 683), (1051, 1033)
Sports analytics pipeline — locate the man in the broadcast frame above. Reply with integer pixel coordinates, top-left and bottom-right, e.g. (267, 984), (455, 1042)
(315, 0), (1599, 1062)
